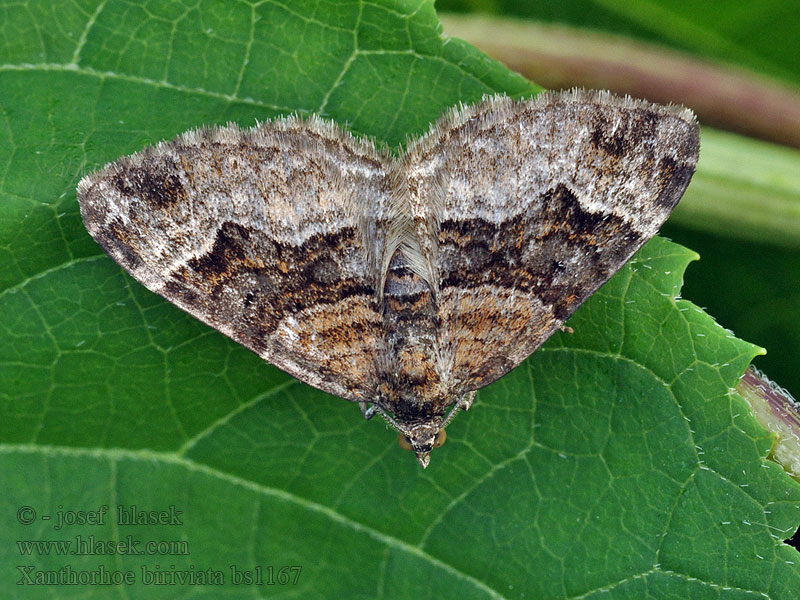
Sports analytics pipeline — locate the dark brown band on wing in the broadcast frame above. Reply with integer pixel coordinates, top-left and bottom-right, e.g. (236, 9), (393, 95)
(654, 156), (697, 210)
(438, 184), (641, 320)
(111, 155), (188, 209)
(589, 106), (659, 158)
(163, 222), (376, 340)
(586, 106), (699, 211)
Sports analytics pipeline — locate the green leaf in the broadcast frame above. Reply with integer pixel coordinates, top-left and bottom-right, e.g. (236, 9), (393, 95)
(2, 1), (798, 599)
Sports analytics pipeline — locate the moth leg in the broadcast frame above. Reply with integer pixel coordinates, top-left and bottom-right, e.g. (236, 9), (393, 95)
(441, 391), (476, 429)
(560, 324), (575, 334)
(359, 402), (378, 421)
(457, 391), (477, 412)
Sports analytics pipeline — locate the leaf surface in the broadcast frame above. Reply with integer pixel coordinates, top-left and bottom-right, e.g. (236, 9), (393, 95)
(1, 1), (798, 598)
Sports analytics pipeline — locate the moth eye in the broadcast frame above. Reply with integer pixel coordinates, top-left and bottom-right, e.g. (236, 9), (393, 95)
(398, 434), (414, 451)
(433, 429), (447, 448)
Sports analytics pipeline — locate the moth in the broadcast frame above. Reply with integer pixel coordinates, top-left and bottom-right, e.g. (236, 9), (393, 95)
(78, 90), (699, 467)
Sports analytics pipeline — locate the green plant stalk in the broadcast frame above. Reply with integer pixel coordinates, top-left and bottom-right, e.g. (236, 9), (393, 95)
(439, 13), (800, 147)
(739, 367), (800, 480)
(675, 128), (800, 246)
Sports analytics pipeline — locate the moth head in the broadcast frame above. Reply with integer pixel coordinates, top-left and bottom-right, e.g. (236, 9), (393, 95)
(397, 422), (446, 468)
(374, 393), (470, 467)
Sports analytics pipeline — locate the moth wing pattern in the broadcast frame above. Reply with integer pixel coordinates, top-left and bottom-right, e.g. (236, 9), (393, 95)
(78, 90), (701, 466)
(405, 90), (700, 394)
(78, 117), (394, 401)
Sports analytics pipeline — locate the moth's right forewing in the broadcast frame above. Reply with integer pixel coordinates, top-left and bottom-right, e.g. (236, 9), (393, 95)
(404, 90), (699, 392)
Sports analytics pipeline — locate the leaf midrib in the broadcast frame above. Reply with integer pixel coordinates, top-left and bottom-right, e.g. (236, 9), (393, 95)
(1, 442), (510, 600)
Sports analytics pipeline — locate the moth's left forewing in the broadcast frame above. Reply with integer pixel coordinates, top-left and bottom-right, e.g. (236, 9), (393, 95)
(406, 90), (700, 393)
(78, 119), (395, 402)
